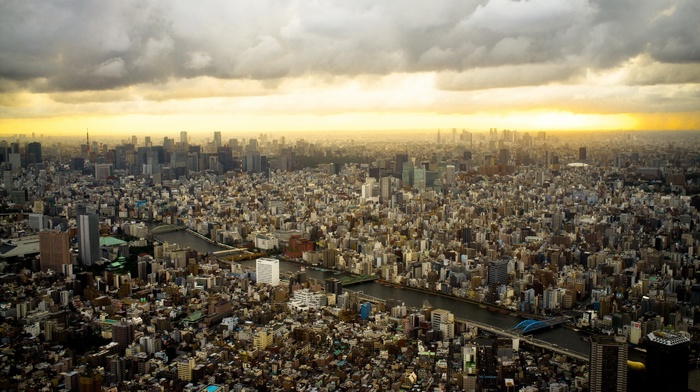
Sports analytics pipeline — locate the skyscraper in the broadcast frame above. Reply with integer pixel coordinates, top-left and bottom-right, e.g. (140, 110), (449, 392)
(256, 257), (280, 286)
(78, 214), (100, 266)
(589, 335), (627, 392)
(646, 330), (689, 392)
(39, 231), (70, 272)
(26, 142), (42, 164)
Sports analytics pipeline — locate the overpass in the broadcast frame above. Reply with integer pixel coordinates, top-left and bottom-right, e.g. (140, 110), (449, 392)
(510, 316), (572, 334)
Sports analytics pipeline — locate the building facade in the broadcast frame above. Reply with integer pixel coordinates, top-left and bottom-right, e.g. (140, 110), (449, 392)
(256, 257), (280, 286)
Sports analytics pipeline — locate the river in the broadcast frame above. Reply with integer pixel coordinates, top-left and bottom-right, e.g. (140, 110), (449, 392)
(154, 225), (593, 356)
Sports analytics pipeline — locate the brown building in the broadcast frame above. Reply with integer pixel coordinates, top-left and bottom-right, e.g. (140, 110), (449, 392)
(39, 231), (70, 272)
(111, 320), (135, 354)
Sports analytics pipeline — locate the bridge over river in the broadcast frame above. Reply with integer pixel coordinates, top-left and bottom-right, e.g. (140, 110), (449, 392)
(510, 317), (572, 334)
(150, 224), (184, 234)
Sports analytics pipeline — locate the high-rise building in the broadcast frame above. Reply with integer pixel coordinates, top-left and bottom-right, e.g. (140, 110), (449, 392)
(589, 335), (627, 392)
(445, 165), (456, 186)
(78, 214), (100, 266)
(488, 259), (509, 286)
(26, 142), (42, 164)
(112, 320), (135, 354)
(646, 330), (689, 392)
(39, 231), (70, 272)
(394, 153), (408, 174)
(579, 147), (587, 161)
(325, 277), (343, 295)
(108, 355), (127, 385)
(213, 131), (222, 148)
(256, 257), (280, 286)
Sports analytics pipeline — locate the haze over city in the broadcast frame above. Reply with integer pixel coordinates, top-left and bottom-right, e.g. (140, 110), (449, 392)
(1, 0), (700, 137)
(3, 2), (700, 392)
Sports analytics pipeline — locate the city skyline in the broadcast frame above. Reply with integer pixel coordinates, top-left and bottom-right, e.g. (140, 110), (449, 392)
(1, 1), (699, 137)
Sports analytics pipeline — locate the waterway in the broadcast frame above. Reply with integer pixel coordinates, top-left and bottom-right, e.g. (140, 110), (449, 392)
(154, 225), (592, 356)
(147, 223), (225, 254)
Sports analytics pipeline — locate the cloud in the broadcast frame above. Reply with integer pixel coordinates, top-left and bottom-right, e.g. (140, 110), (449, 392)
(185, 52), (213, 70)
(0, 0), (697, 109)
(94, 58), (127, 79)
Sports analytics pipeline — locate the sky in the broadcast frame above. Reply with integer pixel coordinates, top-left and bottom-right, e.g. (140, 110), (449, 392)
(1, 0), (699, 137)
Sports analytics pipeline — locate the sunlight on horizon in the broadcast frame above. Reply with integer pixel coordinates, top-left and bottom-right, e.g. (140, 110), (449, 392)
(0, 110), (681, 138)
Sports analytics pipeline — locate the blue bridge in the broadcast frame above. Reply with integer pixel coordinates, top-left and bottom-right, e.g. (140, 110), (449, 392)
(511, 317), (571, 334)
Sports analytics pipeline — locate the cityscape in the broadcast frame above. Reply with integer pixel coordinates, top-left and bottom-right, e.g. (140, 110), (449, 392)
(0, 129), (698, 392)
(2, 1), (700, 392)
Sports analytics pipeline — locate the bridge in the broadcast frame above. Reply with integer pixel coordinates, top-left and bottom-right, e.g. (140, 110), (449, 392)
(343, 289), (386, 305)
(455, 317), (589, 363)
(511, 316), (571, 334)
(150, 224), (183, 234)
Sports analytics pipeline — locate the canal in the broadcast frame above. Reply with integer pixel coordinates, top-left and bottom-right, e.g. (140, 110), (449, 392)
(153, 226), (592, 356)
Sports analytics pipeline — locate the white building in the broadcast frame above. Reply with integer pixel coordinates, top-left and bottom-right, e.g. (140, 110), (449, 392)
(255, 233), (279, 250)
(256, 257), (280, 286)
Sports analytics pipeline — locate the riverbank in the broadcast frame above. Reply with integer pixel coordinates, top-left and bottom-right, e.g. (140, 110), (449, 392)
(185, 228), (235, 249)
(375, 278), (548, 322)
(278, 256), (378, 286)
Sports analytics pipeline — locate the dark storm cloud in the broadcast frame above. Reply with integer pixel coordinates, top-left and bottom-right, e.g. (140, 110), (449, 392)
(0, 0), (698, 94)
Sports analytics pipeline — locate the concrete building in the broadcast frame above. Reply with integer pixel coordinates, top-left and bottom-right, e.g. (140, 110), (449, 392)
(589, 335), (627, 392)
(78, 214), (100, 266)
(39, 231), (70, 272)
(646, 330), (690, 392)
(256, 257), (280, 286)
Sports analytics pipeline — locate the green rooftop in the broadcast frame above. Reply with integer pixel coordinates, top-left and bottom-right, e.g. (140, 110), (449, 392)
(100, 236), (127, 246)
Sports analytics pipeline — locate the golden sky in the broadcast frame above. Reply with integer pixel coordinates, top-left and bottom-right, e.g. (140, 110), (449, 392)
(1, 1), (699, 137)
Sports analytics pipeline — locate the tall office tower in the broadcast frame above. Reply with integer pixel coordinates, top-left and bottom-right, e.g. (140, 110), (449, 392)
(413, 166), (426, 190)
(589, 335), (627, 392)
(498, 148), (510, 165)
(213, 131), (222, 148)
(144, 136), (152, 147)
(394, 153), (408, 173)
(402, 161), (414, 186)
(26, 142), (42, 164)
(256, 257), (280, 286)
(646, 330), (689, 392)
(436, 129), (441, 144)
(245, 149), (261, 173)
(78, 214), (100, 266)
(39, 231), (70, 272)
(445, 165), (456, 186)
(131, 135), (137, 146)
(112, 320), (135, 353)
(431, 309), (455, 339)
(379, 176), (393, 203)
(4, 171), (13, 192)
(579, 147), (587, 161)
(180, 131), (188, 147)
